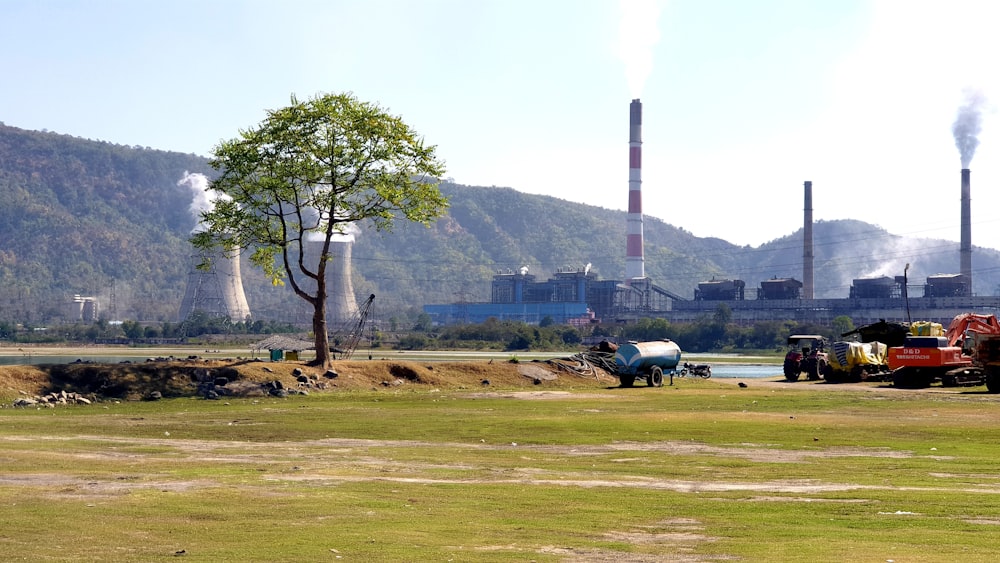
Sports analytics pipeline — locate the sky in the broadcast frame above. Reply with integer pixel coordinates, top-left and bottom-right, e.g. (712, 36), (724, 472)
(3, 0), (1000, 254)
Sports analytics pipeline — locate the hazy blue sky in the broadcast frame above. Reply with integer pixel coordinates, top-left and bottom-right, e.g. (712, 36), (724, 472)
(3, 0), (1000, 255)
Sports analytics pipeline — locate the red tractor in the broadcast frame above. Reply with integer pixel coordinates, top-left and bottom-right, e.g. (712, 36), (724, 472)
(783, 335), (828, 382)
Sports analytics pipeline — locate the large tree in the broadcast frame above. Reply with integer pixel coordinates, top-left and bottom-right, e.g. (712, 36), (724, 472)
(192, 93), (447, 367)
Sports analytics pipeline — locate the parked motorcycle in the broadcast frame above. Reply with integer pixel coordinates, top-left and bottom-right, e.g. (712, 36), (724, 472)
(679, 361), (712, 378)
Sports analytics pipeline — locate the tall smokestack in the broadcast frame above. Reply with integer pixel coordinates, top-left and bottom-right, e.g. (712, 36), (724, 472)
(803, 181), (814, 300)
(626, 98), (645, 280)
(961, 168), (972, 295)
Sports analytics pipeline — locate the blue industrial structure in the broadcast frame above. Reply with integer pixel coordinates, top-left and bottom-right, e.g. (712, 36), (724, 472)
(423, 266), (679, 326)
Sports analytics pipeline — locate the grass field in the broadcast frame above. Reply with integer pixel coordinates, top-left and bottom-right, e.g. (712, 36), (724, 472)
(3, 359), (1000, 561)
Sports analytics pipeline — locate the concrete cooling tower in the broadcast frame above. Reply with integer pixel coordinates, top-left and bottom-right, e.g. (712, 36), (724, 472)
(178, 249), (251, 322)
(314, 239), (360, 325)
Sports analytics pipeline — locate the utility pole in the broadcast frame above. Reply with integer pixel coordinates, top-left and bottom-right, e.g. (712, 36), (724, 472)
(903, 263), (911, 324)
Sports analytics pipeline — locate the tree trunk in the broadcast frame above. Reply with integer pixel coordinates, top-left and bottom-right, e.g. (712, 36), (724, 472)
(310, 278), (332, 367)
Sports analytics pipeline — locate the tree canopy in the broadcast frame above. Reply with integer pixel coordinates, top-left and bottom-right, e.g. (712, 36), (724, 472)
(192, 92), (448, 366)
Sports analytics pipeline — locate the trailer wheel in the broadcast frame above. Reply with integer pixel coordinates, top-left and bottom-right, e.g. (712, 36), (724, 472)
(649, 367), (664, 387)
(619, 375), (636, 388)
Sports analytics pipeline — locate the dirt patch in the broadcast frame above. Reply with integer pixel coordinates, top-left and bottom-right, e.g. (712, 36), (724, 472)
(1, 358), (607, 402)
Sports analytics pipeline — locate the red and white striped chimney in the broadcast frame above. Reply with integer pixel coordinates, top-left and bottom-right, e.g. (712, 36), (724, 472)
(626, 98), (645, 280)
(961, 168), (972, 294)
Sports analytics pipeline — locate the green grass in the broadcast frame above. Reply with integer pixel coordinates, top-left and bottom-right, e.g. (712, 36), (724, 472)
(3, 382), (1000, 561)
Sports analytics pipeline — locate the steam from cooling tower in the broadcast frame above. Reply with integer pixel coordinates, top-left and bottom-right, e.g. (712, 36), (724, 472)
(952, 89), (987, 168)
(617, 0), (662, 97)
(176, 171), (251, 322)
(179, 171), (229, 233)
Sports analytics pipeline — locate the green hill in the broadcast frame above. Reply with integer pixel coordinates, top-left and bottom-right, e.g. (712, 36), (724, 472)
(1, 123), (997, 326)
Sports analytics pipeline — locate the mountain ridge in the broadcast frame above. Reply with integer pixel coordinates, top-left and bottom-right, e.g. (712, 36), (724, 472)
(1, 123), (997, 325)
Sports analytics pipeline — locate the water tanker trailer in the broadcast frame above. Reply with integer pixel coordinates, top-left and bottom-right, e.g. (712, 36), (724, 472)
(613, 339), (682, 387)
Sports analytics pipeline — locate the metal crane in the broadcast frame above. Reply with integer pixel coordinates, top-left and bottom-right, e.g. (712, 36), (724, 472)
(330, 294), (375, 360)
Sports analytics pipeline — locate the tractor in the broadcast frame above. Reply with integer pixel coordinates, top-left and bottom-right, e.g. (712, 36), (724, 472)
(783, 335), (828, 381)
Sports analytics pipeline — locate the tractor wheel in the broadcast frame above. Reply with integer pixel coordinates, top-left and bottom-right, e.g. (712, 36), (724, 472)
(783, 358), (801, 382)
(987, 371), (1000, 394)
(649, 366), (664, 387)
(808, 359), (826, 381)
(619, 375), (636, 388)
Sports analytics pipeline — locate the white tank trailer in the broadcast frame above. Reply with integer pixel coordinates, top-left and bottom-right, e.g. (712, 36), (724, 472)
(614, 339), (682, 388)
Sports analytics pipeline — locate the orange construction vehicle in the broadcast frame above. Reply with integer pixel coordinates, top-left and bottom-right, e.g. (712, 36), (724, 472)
(888, 313), (1000, 389)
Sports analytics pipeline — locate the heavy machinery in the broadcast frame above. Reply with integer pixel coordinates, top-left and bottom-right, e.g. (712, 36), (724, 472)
(783, 335), (828, 381)
(823, 340), (890, 383)
(823, 319), (906, 383)
(969, 330), (1000, 393)
(613, 339), (682, 387)
(888, 313), (1000, 389)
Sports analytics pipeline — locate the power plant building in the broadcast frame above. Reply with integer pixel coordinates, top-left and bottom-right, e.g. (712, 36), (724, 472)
(423, 100), (999, 329)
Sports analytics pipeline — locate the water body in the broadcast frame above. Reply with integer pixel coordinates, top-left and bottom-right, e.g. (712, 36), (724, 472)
(687, 364), (781, 379)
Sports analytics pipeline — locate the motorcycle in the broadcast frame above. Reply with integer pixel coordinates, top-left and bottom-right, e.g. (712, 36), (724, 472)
(679, 361), (712, 378)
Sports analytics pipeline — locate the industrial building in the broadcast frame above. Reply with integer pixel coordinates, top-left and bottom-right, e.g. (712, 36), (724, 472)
(423, 100), (1000, 328)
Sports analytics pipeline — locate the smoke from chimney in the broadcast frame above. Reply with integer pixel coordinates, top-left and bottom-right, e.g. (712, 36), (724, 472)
(953, 89), (987, 168)
(617, 0), (661, 97)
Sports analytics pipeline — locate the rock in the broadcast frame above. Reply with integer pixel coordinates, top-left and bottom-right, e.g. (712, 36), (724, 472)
(214, 377), (229, 387)
(324, 370), (338, 379)
(146, 391), (163, 401)
(292, 368), (303, 377)
(296, 374), (310, 383)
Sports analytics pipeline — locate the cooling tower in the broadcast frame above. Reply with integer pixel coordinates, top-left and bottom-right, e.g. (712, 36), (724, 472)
(178, 248), (251, 322)
(961, 168), (972, 295)
(324, 239), (360, 324)
(626, 98), (645, 281)
(803, 181), (814, 300)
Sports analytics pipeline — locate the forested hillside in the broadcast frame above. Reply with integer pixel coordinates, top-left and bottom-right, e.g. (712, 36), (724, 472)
(1, 123), (998, 327)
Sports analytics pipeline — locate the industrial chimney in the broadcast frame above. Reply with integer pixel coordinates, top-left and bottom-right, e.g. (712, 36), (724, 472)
(803, 181), (814, 300)
(178, 248), (252, 322)
(626, 98), (645, 281)
(961, 168), (972, 295)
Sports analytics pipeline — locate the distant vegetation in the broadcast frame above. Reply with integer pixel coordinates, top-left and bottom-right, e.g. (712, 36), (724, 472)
(2, 123), (1000, 340)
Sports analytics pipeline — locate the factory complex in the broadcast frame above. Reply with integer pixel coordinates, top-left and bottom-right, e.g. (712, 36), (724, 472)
(423, 99), (1000, 329)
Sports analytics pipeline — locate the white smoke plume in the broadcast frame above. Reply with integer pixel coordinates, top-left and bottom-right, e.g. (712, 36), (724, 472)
(953, 89), (987, 168)
(617, 0), (662, 97)
(178, 171), (229, 234)
(303, 207), (359, 243)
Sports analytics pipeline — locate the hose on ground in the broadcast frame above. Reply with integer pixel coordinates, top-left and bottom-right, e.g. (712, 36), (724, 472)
(543, 351), (617, 380)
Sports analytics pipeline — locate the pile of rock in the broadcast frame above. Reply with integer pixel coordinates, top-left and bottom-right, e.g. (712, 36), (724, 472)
(12, 390), (93, 408)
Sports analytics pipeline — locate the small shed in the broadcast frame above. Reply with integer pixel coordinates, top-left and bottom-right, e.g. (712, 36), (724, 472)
(251, 335), (315, 361)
